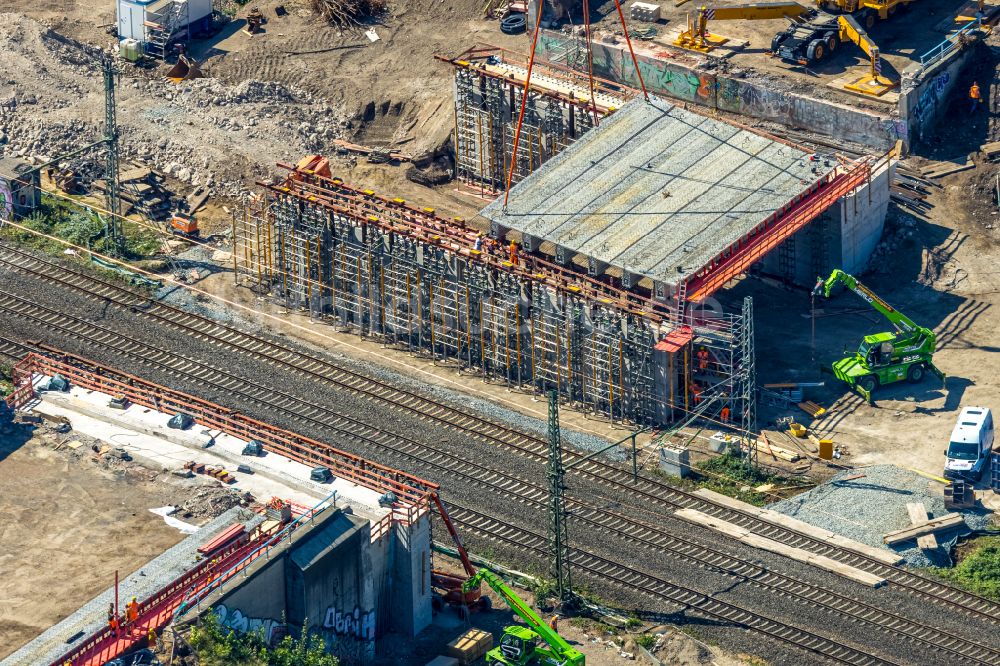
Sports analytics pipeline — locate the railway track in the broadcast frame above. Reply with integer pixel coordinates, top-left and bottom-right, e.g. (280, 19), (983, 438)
(0, 297), (998, 666)
(2, 243), (999, 626)
(445, 503), (903, 666)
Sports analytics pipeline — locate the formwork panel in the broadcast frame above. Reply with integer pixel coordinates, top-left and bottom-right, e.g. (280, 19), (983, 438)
(234, 171), (751, 432)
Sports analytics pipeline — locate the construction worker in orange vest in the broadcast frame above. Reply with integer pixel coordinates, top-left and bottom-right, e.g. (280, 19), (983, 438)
(127, 597), (139, 624)
(509, 240), (519, 266)
(720, 405), (731, 424)
(970, 81), (982, 113)
(107, 603), (118, 634)
(549, 614), (559, 631)
(691, 383), (702, 405)
(696, 346), (709, 372)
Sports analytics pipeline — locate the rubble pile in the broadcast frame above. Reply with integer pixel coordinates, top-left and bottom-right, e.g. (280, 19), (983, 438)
(173, 485), (248, 520)
(0, 13), (348, 198)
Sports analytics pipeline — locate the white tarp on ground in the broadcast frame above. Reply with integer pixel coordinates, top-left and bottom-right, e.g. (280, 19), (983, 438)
(150, 506), (200, 534)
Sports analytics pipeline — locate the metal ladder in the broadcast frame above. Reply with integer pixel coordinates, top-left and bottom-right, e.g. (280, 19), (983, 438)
(145, 0), (189, 60)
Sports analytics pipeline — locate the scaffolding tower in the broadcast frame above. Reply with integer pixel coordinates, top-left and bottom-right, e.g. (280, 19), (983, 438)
(234, 169), (753, 432)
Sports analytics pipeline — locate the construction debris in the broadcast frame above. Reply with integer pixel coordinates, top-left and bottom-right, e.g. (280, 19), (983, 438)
(310, 0), (387, 27)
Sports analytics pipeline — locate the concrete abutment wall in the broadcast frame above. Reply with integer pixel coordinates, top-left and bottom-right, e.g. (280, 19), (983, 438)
(534, 29), (981, 154)
(199, 507), (431, 660)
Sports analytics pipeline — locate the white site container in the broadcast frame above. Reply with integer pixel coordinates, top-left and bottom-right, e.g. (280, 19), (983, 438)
(116, 0), (213, 43)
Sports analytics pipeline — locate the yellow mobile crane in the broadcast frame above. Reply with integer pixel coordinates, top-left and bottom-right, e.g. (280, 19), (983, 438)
(675, 4), (897, 96)
(674, 3), (812, 53)
(814, 0), (915, 25)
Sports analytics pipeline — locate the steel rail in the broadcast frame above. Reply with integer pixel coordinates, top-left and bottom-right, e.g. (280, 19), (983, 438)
(0, 303), (995, 666)
(1, 244), (999, 625)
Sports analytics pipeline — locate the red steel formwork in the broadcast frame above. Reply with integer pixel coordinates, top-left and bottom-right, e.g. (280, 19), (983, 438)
(5, 347), (441, 666)
(11, 349), (436, 507)
(684, 159), (874, 303)
(264, 165), (679, 324)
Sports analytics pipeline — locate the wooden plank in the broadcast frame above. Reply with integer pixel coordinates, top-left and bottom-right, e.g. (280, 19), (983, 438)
(799, 400), (826, 417)
(882, 513), (964, 546)
(906, 502), (938, 550)
(677, 508), (886, 588)
(922, 161), (975, 178)
(695, 488), (905, 565)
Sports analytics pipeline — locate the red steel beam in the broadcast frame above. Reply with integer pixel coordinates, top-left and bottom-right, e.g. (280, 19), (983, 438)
(13, 349), (437, 505)
(685, 160), (873, 303)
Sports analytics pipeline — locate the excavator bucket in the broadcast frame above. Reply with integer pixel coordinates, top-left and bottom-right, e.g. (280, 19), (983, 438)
(165, 56), (204, 81)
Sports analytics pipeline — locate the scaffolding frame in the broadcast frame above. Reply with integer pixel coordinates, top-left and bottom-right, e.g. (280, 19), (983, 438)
(234, 172), (752, 431)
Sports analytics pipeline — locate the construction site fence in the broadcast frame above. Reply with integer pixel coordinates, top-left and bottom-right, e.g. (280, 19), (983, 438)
(10, 350), (437, 508)
(235, 185), (751, 429)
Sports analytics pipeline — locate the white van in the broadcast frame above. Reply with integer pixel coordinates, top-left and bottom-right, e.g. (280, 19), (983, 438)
(944, 407), (995, 481)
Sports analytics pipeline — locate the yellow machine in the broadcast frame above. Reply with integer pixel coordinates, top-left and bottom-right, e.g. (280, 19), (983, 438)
(674, 3), (811, 52)
(814, 0), (915, 23)
(837, 14), (896, 96)
(674, 4), (898, 96)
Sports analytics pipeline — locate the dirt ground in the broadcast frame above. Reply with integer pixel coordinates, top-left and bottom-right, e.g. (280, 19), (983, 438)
(0, 423), (187, 659)
(405, 556), (758, 666)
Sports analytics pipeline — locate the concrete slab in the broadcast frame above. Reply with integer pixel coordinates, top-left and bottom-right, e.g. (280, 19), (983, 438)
(32, 383), (390, 522)
(695, 488), (904, 565)
(481, 97), (834, 288)
(677, 508), (886, 588)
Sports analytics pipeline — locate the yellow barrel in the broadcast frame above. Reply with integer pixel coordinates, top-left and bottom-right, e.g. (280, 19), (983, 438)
(819, 439), (834, 460)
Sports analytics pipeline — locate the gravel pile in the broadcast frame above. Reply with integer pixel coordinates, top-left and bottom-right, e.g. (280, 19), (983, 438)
(0, 13), (347, 197)
(768, 464), (994, 567)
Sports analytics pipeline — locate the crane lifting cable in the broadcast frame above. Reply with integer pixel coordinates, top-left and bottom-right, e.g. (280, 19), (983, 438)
(502, 1), (545, 211)
(582, 0), (600, 127)
(503, 0), (649, 210)
(611, 0), (649, 100)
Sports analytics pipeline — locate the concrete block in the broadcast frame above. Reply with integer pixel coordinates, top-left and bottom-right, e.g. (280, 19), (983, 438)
(630, 2), (661, 22)
(658, 445), (690, 478)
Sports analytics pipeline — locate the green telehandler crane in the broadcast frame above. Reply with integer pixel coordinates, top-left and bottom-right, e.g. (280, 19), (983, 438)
(812, 269), (944, 402)
(461, 569), (585, 666)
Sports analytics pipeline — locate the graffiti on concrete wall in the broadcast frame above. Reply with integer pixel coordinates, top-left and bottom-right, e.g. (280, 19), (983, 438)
(322, 605), (376, 641)
(910, 70), (952, 125)
(214, 604), (285, 643)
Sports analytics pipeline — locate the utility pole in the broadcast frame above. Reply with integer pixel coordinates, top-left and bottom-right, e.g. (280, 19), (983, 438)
(102, 54), (123, 253)
(740, 296), (758, 470)
(547, 390), (571, 603)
